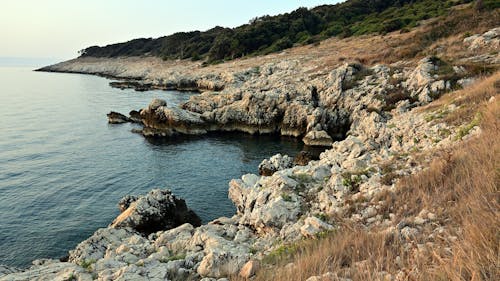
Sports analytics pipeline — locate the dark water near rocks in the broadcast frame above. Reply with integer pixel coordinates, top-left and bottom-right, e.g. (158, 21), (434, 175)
(0, 67), (304, 267)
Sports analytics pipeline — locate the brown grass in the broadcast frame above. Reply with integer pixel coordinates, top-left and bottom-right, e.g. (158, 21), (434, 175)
(423, 72), (500, 126)
(236, 73), (499, 281)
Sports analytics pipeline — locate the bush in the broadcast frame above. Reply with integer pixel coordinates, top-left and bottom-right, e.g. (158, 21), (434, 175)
(79, 0), (477, 62)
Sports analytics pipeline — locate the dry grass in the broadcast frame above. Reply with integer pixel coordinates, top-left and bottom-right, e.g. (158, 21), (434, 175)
(236, 73), (499, 281)
(66, 5), (498, 83)
(423, 72), (500, 126)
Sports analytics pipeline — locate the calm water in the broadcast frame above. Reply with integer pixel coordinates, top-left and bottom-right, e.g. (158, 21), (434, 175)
(0, 67), (304, 267)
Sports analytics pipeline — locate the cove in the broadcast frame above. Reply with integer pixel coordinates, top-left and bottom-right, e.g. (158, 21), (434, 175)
(0, 67), (304, 267)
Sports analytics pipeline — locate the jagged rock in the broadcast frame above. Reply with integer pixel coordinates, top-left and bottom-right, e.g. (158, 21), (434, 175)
(197, 250), (249, 278)
(303, 130), (334, 147)
(230, 172), (302, 233)
(0, 262), (93, 281)
(464, 27), (500, 50)
(406, 57), (438, 91)
(129, 110), (142, 123)
(300, 217), (334, 238)
(258, 154), (293, 176)
(68, 227), (139, 264)
(107, 111), (130, 124)
(118, 195), (138, 212)
(111, 189), (201, 234)
(140, 105), (207, 136)
(293, 151), (315, 166)
(148, 98), (167, 111)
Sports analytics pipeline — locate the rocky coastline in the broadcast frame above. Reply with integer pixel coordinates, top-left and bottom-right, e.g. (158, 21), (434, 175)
(1, 27), (498, 281)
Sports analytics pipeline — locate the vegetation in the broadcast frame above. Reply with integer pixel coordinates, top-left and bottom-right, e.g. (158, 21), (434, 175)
(79, 0), (474, 63)
(234, 72), (500, 281)
(79, 259), (96, 271)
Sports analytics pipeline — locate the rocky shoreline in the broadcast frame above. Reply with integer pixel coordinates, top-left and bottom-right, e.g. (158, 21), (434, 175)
(1, 27), (498, 281)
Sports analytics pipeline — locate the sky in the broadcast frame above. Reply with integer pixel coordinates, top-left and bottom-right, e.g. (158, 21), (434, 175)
(0, 0), (342, 61)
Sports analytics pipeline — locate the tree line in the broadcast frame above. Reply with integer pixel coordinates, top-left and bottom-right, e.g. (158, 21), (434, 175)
(80, 0), (481, 63)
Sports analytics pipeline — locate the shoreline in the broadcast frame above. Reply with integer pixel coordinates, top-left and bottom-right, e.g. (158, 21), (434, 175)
(2, 26), (498, 281)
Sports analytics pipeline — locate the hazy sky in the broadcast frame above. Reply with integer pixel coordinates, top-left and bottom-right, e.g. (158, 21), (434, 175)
(1, 0), (341, 60)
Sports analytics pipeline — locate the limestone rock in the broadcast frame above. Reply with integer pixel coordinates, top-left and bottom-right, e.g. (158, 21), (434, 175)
(258, 154), (293, 176)
(300, 217), (334, 238)
(111, 189), (201, 234)
(0, 262), (93, 281)
(197, 250), (249, 278)
(107, 111), (130, 124)
(464, 27), (500, 50)
(68, 227), (138, 264)
(293, 151), (315, 166)
(406, 57), (437, 91)
(239, 260), (260, 278)
(148, 98), (167, 111)
(303, 130), (333, 147)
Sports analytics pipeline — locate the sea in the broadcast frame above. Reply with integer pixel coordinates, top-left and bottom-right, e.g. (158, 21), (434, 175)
(0, 62), (305, 267)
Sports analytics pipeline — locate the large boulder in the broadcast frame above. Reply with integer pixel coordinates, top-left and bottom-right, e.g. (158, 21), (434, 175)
(302, 130), (333, 147)
(258, 154), (293, 176)
(111, 189), (201, 234)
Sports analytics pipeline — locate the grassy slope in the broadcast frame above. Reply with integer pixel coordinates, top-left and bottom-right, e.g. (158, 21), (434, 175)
(80, 0), (479, 63)
(235, 73), (499, 281)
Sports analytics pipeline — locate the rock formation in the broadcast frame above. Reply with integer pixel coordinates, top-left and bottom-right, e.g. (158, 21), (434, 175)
(5, 24), (498, 281)
(111, 189), (201, 234)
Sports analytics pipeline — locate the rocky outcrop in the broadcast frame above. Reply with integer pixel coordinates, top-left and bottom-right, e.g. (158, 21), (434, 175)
(258, 154), (293, 176)
(302, 130), (333, 147)
(6, 26), (498, 281)
(463, 27), (500, 50)
(104, 56), (461, 147)
(293, 151), (315, 166)
(0, 261), (93, 281)
(107, 111), (130, 124)
(111, 189), (201, 234)
(7, 54), (481, 279)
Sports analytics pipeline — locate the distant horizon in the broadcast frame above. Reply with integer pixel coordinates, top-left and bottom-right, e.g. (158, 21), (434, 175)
(0, 57), (62, 67)
(1, 1), (342, 60)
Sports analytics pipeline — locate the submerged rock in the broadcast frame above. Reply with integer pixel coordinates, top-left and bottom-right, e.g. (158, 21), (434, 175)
(111, 189), (201, 234)
(107, 111), (130, 124)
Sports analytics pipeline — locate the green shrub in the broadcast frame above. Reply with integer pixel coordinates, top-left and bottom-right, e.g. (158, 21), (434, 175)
(79, 0), (475, 63)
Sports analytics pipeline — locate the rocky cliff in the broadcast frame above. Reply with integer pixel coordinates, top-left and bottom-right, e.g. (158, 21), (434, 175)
(3, 24), (498, 281)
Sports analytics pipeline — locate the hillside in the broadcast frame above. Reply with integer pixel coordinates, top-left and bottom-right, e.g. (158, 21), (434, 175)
(3, 0), (499, 280)
(78, 0), (485, 63)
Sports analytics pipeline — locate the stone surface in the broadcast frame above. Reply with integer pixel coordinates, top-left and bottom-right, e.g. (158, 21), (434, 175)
(107, 111), (130, 124)
(293, 151), (315, 166)
(302, 130), (334, 147)
(258, 154), (293, 176)
(239, 260), (260, 278)
(111, 189), (201, 234)
(5, 25), (495, 280)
